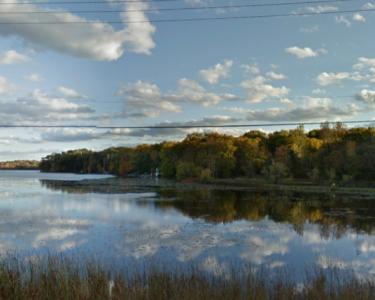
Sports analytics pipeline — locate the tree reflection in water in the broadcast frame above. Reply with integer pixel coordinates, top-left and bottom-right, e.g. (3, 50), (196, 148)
(40, 179), (375, 239)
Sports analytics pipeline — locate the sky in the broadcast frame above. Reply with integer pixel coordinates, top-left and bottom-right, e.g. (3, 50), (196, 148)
(0, 0), (375, 160)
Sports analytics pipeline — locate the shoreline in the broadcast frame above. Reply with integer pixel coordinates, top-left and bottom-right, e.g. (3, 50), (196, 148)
(201, 178), (375, 197)
(0, 168), (39, 170)
(34, 172), (375, 198)
(5, 169), (375, 197)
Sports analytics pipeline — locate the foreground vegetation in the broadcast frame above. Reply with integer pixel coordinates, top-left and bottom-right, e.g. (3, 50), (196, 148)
(0, 160), (39, 170)
(0, 256), (374, 300)
(40, 123), (375, 185)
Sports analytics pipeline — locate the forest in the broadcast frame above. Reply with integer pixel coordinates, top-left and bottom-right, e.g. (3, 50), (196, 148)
(39, 123), (375, 184)
(0, 160), (39, 170)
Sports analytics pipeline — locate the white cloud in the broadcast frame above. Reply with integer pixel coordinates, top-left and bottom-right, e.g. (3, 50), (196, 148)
(246, 98), (358, 122)
(285, 46), (322, 59)
(39, 115), (242, 141)
(317, 57), (375, 87)
(356, 89), (375, 104)
(41, 128), (102, 142)
(335, 15), (351, 27)
(0, 50), (30, 64)
(0, 135), (41, 144)
(117, 78), (238, 118)
(0, 76), (12, 94)
(306, 5), (338, 13)
(110, 115), (241, 138)
(184, 0), (210, 6)
(241, 76), (289, 103)
(241, 63), (260, 75)
(25, 73), (43, 82)
(176, 78), (237, 106)
(118, 80), (182, 118)
(0, 1), (155, 60)
(120, 2), (156, 55)
(266, 71), (286, 81)
(199, 59), (233, 84)
(58, 86), (86, 99)
(0, 89), (95, 124)
(354, 57), (375, 70)
(221, 106), (251, 114)
(353, 13), (366, 22)
(300, 25), (319, 33)
(280, 98), (294, 105)
(363, 2), (375, 9)
(316, 72), (351, 86)
(0, 148), (59, 161)
(353, 57), (375, 82)
(312, 88), (326, 95)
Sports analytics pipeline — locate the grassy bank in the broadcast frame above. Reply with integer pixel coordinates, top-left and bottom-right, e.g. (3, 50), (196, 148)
(39, 175), (375, 199)
(0, 256), (374, 300)
(200, 177), (375, 197)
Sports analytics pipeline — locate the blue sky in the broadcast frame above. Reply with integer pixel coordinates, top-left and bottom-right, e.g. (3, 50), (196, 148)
(0, 0), (375, 160)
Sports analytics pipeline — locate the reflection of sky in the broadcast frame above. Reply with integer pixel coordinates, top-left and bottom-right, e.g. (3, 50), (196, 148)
(2, 170), (375, 280)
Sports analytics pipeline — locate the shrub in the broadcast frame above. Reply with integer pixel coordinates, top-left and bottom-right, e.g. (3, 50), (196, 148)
(263, 161), (289, 183)
(176, 162), (200, 181)
(199, 168), (213, 182)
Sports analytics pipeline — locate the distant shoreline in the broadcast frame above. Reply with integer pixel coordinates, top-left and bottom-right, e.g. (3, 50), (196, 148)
(0, 167), (39, 170)
(34, 173), (375, 198)
(0, 160), (40, 170)
(201, 178), (375, 197)
(3, 168), (375, 197)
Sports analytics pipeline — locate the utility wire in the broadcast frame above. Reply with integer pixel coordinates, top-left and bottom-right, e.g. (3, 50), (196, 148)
(0, 0), (180, 5)
(0, 120), (374, 129)
(0, 0), (356, 14)
(0, 95), (357, 105)
(87, 95), (355, 104)
(0, 7), (372, 24)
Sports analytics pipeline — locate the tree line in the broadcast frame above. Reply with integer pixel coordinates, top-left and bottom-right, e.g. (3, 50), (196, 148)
(39, 123), (375, 184)
(0, 160), (39, 170)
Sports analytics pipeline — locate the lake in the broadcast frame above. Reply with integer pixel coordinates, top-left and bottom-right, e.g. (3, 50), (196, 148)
(1, 170), (375, 280)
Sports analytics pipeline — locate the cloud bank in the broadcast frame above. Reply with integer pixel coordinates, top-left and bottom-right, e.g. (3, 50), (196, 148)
(0, 1), (155, 60)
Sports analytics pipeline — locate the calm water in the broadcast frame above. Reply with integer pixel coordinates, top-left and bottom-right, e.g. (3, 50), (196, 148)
(1, 170), (375, 279)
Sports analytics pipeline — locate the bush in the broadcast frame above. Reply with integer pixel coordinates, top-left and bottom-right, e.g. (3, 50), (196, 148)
(308, 167), (320, 183)
(263, 161), (289, 183)
(199, 168), (213, 182)
(176, 162), (200, 181)
(160, 160), (176, 178)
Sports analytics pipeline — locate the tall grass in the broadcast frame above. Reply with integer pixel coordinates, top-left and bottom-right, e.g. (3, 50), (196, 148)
(0, 255), (374, 299)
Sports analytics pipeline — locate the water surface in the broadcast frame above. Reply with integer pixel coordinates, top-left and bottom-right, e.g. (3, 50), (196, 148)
(1, 170), (375, 279)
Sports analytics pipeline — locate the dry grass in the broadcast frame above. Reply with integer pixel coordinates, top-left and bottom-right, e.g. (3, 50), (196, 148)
(0, 256), (374, 300)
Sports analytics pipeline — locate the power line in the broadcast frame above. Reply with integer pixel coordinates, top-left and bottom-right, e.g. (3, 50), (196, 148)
(0, 0), (356, 14)
(0, 0), (179, 5)
(87, 95), (355, 104)
(0, 120), (374, 129)
(0, 7), (372, 24)
(0, 94), (357, 106)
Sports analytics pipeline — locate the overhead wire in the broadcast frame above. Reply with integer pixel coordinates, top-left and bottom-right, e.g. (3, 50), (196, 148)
(0, 0), (180, 5)
(0, 1), (370, 130)
(0, 0), (357, 14)
(0, 5), (371, 24)
(0, 120), (374, 129)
